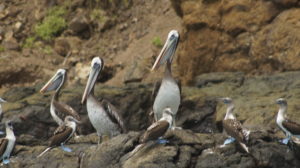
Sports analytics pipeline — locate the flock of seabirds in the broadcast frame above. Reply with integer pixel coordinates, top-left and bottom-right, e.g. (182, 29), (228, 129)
(0, 30), (298, 164)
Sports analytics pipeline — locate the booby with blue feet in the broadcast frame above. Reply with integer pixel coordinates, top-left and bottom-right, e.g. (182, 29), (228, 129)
(0, 121), (16, 164)
(276, 98), (300, 144)
(220, 97), (250, 153)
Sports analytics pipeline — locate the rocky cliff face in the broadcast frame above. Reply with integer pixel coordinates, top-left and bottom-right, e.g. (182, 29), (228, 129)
(0, 71), (300, 167)
(172, 0), (300, 84)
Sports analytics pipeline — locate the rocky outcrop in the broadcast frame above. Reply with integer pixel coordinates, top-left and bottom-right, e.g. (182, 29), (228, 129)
(0, 71), (300, 167)
(172, 0), (300, 84)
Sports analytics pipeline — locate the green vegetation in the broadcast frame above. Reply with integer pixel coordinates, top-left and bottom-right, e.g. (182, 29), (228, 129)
(90, 9), (107, 23)
(35, 6), (67, 41)
(152, 37), (163, 48)
(0, 45), (5, 52)
(22, 37), (36, 48)
(42, 45), (53, 54)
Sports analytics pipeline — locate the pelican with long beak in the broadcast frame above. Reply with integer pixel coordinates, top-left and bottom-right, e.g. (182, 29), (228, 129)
(220, 97), (250, 153)
(40, 69), (80, 126)
(151, 30), (181, 129)
(37, 116), (81, 157)
(276, 98), (300, 144)
(0, 121), (16, 164)
(81, 57), (127, 143)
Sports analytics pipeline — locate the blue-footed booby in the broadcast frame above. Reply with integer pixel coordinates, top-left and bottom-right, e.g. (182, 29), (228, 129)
(220, 97), (250, 153)
(128, 107), (174, 158)
(81, 57), (127, 143)
(151, 30), (181, 129)
(0, 121), (16, 164)
(37, 116), (80, 157)
(276, 98), (300, 144)
(40, 69), (80, 126)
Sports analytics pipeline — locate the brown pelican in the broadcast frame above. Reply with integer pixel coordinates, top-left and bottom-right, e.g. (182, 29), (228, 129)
(220, 97), (250, 153)
(0, 121), (15, 164)
(81, 57), (127, 143)
(128, 107), (174, 158)
(151, 30), (181, 129)
(276, 98), (300, 144)
(40, 69), (80, 126)
(37, 116), (80, 157)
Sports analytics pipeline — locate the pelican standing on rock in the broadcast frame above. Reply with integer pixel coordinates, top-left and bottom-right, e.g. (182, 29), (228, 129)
(0, 121), (16, 164)
(220, 97), (250, 153)
(40, 69), (81, 126)
(151, 30), (181, 129)
(37, 116), (81, 157)
(81, 57), (127, 143)
(127, 107), (174, 158)
(275, 98), (300, 144)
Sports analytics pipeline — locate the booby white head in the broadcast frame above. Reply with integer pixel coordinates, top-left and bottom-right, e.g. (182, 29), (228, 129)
(151, 30), (179, 71)
(40, 69), (67, 93)
(81, 57), (104, 104)
(219, 97), (235, 120)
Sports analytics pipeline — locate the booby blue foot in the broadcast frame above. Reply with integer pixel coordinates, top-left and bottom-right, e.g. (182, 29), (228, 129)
(156, 138), (169, 144)
(223, 137), (235, 145)
(0, 131), (5, 135)
(60, 144), (72, 152)
(2, 158), (10, 164)
(280, 137), (290, 145)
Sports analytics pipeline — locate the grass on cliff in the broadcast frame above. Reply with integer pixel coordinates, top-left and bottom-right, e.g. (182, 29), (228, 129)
(0, 45), (5, 52)
(152, 37), (163, 48)
(35, 6), (67, 41)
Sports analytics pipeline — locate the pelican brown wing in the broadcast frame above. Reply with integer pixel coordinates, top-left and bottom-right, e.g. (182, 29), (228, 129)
(0, 138), (8, 156)
(282, 119), (300, 135)
(223, 119), (247, 143)
(49, 125), (73, 147)
(140, 120), (169, 143)
(53, 100), (80, 121)
(102, 99), (127, 133)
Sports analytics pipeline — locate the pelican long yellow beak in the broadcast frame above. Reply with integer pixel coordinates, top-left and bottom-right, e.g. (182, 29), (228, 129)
(81, 57), (104, 104)
(40, 69), (66, 93)
(151, 30), (179, 71)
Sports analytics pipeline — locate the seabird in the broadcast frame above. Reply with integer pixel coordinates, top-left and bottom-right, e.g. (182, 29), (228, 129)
(128, 107), (174, 158)
(220, 97), (250, 153)
(275, 98), (300, 144)
(0, 98), (7, 135)
(151, 30), (181, 129)
(0, 98), (6, 120)
(40, 69), (80, 126)
(81, 57), (127, 143)
(0, 121), (16, 164)
(37, 116), (80, 157)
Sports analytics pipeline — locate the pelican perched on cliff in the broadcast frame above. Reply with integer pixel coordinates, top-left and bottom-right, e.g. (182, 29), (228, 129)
(0, 121), (15, 164)
(38, 116), (81, 157)
(151, 30), (181, 129)
(40, 69), (80, 126)
(276, 98), (300, 144)
(220, 97), (250, 153)
(81, 57), (127, 143)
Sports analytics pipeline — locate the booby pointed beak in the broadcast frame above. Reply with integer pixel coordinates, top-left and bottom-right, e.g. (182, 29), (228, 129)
(81, 57), (103, 104)
(40, 69), (66, 93)
(151, 30), (179, 71)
